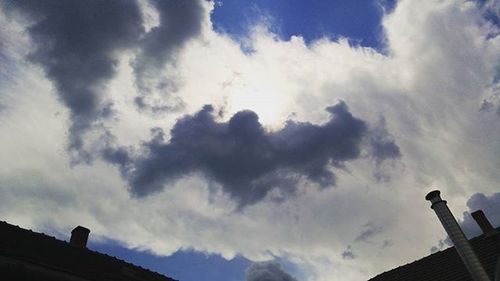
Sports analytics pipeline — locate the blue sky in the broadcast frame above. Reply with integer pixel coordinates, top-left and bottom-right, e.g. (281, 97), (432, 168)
(90, 239), (305, 281)
(89, 240), (251, 281)
(1, 0), (500, 281)
(211, 0), (396, 49)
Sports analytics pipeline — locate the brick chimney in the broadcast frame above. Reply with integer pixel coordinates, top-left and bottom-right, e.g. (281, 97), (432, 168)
(70, 226), (90, 248)
(471, 210), (497, 236)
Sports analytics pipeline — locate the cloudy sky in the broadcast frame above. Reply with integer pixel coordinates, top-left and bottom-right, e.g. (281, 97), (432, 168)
(1, 0), (500, 280)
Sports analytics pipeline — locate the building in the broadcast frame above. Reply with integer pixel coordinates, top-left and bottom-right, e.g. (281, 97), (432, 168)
(0, 221), (177, 281)
(369, 191), (500, 281)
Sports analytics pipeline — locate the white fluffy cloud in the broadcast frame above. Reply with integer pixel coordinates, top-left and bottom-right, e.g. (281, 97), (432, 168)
(1, 1), (499, 281)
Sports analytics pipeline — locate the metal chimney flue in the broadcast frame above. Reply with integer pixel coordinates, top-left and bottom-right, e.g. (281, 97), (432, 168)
(425, 190), (491, 281)
(70, 226), (90, 249)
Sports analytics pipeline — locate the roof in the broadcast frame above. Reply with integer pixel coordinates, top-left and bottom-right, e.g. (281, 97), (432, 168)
(368, 228), (500, 281)
(0, 221), (177, 281)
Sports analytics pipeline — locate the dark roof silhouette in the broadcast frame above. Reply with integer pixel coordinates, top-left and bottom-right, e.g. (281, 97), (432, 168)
(0, 221), (177, 281)
(368, 227), (500, 281)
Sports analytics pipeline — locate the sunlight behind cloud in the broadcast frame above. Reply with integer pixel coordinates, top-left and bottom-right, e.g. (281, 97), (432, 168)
(226, 76), (292, 128)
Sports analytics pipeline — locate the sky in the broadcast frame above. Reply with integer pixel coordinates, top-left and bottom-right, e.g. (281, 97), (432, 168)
(0, 0), (499, 280)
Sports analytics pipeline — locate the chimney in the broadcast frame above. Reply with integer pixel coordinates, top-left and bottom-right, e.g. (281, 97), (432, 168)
(471, 210), (497, 236)
(70, 226), (90, 249)
(426, 190), (491, 281)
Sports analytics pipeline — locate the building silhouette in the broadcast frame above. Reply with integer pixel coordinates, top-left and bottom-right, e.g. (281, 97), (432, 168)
(0, 221), (177, 281)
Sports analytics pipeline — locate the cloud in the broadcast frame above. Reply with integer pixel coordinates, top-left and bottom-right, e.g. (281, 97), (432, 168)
(1, 0), (500, 280)
(341, 245), (356, 260)
(368, 116), (401, 182)
(246, 262), (299, 281)
(2, 0), (144, 160)
(355, 222), (383, 242)
(2, 0), (206, 160)
(105, 102), (400, 207)
(132, 0), (205, 113)
(480, 65), (500, 116)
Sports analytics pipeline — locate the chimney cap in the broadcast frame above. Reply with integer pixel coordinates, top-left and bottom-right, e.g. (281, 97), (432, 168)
(425, 190), (441, 201)
(70, 226), (90, 248)
(72, 225), (90, 234)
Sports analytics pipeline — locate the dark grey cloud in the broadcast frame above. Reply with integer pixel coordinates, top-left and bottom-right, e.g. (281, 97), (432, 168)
(430, 245), (440, 254)
(459, 192), (500, 238)
(355, 222), (383, 242)
(3, 0), (205, 161)
(430, 239), (448, 254)
(342, 245), (356, 260)
(2, 0), (145, 160)
(134, 95), (186, 115)
(480, 98), (500, 116)
(133, 0), (204, 113)
(246, 262), (299, 281)
(368, 116), (401, 182)
(480, 66), (500, 116)
(104, 102), (401, 208)
(381, 239), (393, 249)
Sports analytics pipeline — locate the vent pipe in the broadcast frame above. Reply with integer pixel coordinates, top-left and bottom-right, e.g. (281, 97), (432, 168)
(70, 226), (90, 249)
(425, 190), (491, 281)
